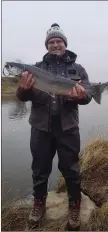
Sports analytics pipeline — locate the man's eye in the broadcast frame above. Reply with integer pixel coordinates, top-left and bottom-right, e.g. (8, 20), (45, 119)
(57, 41), (62, 43)
(48, 41), (53, 45)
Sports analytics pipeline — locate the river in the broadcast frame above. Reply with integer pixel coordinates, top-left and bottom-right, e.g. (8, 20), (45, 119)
(2, 93), (108, 202)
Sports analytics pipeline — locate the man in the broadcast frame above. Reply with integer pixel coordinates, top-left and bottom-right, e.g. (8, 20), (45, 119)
(16, 23), (92, 231)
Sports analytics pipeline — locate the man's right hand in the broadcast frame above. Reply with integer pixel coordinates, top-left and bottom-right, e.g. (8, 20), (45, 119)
(19, 71), (35, 89)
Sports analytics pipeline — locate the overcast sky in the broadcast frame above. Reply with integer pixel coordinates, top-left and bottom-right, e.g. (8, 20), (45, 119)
(2, 1), (108, 81)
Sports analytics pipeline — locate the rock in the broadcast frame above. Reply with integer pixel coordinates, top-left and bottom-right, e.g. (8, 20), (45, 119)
(80, 192), (95, 224)
(13, 190), (95, 229)
(46, 191), (68, 220)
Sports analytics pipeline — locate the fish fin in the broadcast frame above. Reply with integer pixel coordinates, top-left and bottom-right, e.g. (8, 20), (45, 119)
(93, 82), (108, 104)
(14, 59), (24, 64)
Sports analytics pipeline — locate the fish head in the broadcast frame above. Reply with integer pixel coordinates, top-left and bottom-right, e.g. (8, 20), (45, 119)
(3, 61), (23, 77)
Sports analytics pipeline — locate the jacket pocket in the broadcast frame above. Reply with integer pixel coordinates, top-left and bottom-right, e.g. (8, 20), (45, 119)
(67, 66), (81, 81)
(29, 104), (49, 130)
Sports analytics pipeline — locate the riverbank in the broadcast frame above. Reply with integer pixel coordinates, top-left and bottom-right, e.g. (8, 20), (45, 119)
(1, 77), (18, 100)
(1, 191), (96, 231)
(2, 138), (108, 231)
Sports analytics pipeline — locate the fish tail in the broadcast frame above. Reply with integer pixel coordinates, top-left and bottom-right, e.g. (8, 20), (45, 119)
(93, 88), (102, 104)
(93, 83), (108, 104)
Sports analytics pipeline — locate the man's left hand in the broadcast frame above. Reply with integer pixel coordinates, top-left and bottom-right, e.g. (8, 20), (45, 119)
(68, 82), (86, 99)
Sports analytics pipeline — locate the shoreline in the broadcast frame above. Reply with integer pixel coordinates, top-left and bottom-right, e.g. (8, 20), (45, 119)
(1, 190), (96, 231)
(1, 77), (18, 99)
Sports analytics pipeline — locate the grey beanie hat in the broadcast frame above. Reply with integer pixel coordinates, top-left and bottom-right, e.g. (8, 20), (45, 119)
(45, 23), (67, 49)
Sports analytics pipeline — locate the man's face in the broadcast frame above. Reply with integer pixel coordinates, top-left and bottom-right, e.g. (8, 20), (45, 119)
(47, 38), (66, 56)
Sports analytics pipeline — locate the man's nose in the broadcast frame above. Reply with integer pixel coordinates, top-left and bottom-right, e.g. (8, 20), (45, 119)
(53, 42), (58, 47)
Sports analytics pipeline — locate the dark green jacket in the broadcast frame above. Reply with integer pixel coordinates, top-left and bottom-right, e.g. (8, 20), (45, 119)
(16, 50), (92, 131)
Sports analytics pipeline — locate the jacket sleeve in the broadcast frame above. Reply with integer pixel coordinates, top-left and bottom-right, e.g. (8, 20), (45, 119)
(66, 64), (92, 105)
(16, 87), (34, 102)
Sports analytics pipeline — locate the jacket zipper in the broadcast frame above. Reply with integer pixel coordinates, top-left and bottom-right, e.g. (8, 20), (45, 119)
(48, 59), (60, 132)
(48, 96), (51, 132)
(48, 64), (52, 132)
(48, 59), (62, 132)
(57, 59), (62, 127)
(57, 59), (59, 72)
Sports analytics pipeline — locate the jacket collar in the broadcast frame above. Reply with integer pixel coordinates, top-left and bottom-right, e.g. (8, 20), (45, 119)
(43, 49), (77, 64)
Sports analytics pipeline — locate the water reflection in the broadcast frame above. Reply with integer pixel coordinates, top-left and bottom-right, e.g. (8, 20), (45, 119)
(8, 100), (29, 120)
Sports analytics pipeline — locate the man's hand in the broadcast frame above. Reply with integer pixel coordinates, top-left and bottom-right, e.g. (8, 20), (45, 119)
(68, 81), (86, 99)
(19, 71), (34, 89)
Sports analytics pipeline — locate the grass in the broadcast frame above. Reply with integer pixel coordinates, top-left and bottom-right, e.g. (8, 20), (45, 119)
(84, 203), (108, 231)
(1, 77), (18, 97)
(80, 137), (108, 206)
(2, 204), (30, 231)
(80, 138), (108, 230)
